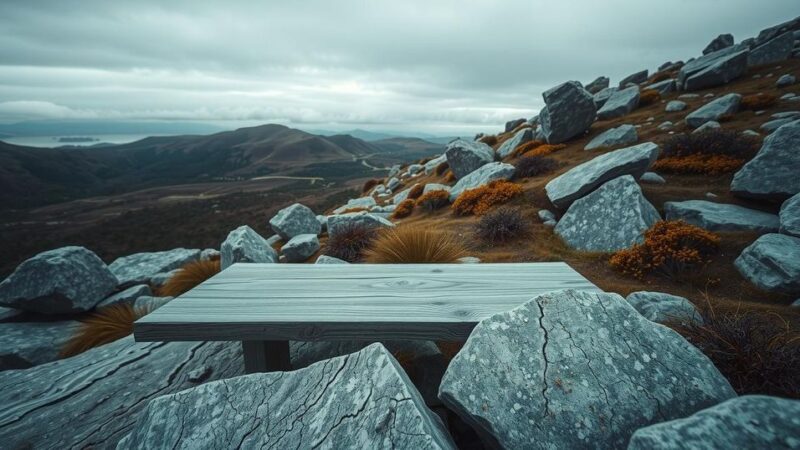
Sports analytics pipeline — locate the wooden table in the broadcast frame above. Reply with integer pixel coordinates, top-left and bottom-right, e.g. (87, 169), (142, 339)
(134, 263), (599, 372)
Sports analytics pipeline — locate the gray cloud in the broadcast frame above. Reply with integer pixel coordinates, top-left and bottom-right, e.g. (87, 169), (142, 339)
(0, 0), (796, 134)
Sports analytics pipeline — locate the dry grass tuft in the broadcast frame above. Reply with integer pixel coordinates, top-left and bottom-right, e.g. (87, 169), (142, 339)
(364, 226), (468, 263)
(511, 140), (545, 157)
(324, 223), (378, 262)
(444, 170), (456, 182)
(513, 156), (558, 179)
(434, 161), (450, 175)
(452, 180), (524, 216)
(479, 135), (498, 146)
(475, 207), (530, 243)
(362, 178), (382, 193)
(653, 154), (746, 175)
(638, 89), (661, 106)
(157, 259), (221, 297)
(391, 199), (415, 219)
(416, 190), (450, 211)
(407, 184), (424, 200)
(521, 143), (566, 158)
(648, 71), (672, 83)
(740, 93), (777, 110)
(61, 304), (150, 357)
(610, 220), (720, 279)
(652, 129), (759, 175)
(670, 298), (800, 398)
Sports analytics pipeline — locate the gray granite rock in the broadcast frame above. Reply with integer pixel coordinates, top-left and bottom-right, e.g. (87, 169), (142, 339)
(665, 100), (687, 112)
(640, 172), (666, 184)
(496, 127), (533, 158)
(644, 78), (676, 95)
(0, 246), (118, 314)
(0, 336), (243, 449)
(0, 320), (79, 370)
(540, 81), (597, 144)
(777, 73), (796, 87)
(388, 164), (401, 178)
(584, 124), (637, 150)
(327, 212), (394, 239)
(678, 45), (749, 90)
(658, 60), (683, 72)
(748, 31), (795, 66)
(703, 33), (734, 55)
(269, 203), (322, 240)
(448, 162), (516, 202)
(761, 117), (794, 133)
(134, 295), (173, 312)
(110, 248), (200, 288)
(693, 120), (722, 133)
(597, 85), (640, 120)
(97, 284), (153, 308)
(627, 291), (701, 325)
(504, 117), (526, 132)
(657, 121), (674, 130)
(316, 214), (328, 232)
(121, 344), (455, 450)
(315, 255), (349, 264)
(199, 248), (219, 261)
(423, 183), (451, 194)
(735, 233), (800, 294)
(538, 209), (556, 222)
(593, 86), (618, 108)
(392, 184), (419, 204)
(386, 177), (400, 190)
(444, 139), (495, 179)
(619, 69), (649, 87)
(731, 119), (800, 200)
(220, 225), (278, 270)
(629, 396), (800, 450)
(555, 175), (660, 252)
(780, 193), (800, 237)
(281, 234), (320, 263)
(664, 200), (780, 233)
(545, 142), (659, 209)
(438, 289), (736, 450)
(585, 76), (609, 94)
(148, 269), (178, 288)
(685, 93), (741, 128)
(423, 154), (447, 174)
(0, 307), (21, 322)
(333, 196), (377, 214)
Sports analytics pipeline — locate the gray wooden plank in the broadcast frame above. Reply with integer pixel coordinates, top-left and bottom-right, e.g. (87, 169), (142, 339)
(135, 263), (599, 342)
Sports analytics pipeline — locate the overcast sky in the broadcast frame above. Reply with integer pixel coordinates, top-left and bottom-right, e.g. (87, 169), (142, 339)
(0, 1), (797, 135)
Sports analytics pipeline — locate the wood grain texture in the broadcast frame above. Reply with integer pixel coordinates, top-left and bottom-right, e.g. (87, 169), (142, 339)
(135, 263), (599, 342)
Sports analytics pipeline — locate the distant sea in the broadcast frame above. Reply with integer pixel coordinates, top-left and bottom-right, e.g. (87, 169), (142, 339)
(0, 134), (164, 148)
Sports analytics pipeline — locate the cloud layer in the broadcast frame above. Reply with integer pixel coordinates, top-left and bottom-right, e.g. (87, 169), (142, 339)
(0, 1), (796, 134)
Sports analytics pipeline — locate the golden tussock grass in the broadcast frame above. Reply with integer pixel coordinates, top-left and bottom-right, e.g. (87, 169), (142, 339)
(157, 259), (221, 297)
(638, 89), (661, 106)
(391, 199), (415, 219)
(61, 304), (150, 357)
(363, 226), (468, 263)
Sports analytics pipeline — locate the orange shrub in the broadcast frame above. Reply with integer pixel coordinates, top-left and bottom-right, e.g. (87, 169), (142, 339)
(407, 184), (424, 200)
(416, 190), (450, 211)
(512, 140), (544, 157)
(639, 89), (661, 106)
(522, 143), (566, 158)
(740, 93), (777, 110)
(434, 161), (449, 175)
(391, 199), (415, 219)
(653, 154), (746, 175)
(610, 220), (720, 279)
(362, 178), (382, 193)
(452, 180), (524, 215)
(479, 135), (498, 146)
(157, 259), (221, 297)
(444, 170), (456, 182)
(648, 71), (672, 83)
(61, 304), (150, 357)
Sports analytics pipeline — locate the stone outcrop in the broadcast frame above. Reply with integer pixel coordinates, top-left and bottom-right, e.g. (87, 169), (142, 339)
(731, 119), (800, 200)
(626, 291), (701, 325)
(585, 76), (609, 94)
(555, 175), (661, 251)
(0, 246), (118, 314)
(780, 193), (800, 237)
(448, 162), (515, 202)
(110, 248), (200, 288)
(281, 234), (320, 263)
(539, 81), (597, 144)
(496, 127), (532, 158)
(665, 100), (687, 112)
(748, 31), (794, 66)
(333, 196), (377, 214)
(618, 69), (648, 87)
(685, 93), (742, 128)
(327, 212), (394, 239)
(703, 33), (734, 55)
(220, 225), (278, 270)
(584, 124), (637, 150)
(504, 118), (526, 132)
(644, 78), (676, 95)
(444, 139), (495, 179)
(593, 86), (617, 108)
(664, 200), (780, 233)
(269, 203), (322, 240)
(438, 289), (735, 450)
(678, 45), (749, 91)
(0, 320), (79, 370)
(735, 233), (800, 294)
(545, 142), (659, 209)
(597, 86), (640, 120)
(97, 284), (153, 308)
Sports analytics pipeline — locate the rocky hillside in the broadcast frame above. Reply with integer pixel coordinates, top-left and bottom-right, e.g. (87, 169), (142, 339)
(2, 16), (800, 450)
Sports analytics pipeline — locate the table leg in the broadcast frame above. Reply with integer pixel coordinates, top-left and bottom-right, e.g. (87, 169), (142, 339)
(241, 340), (291, 373)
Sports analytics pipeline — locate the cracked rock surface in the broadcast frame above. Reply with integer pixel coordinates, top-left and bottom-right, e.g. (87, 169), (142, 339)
(119, 343), (456, 450)
(0, 336), (243, 449)
(109, 248), (201, 288)
(438, 289), (735, 450)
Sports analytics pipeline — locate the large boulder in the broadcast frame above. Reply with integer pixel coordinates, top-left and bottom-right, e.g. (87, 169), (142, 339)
(120, 344), (456, 450)
(780, 193), (800, 237)
(496, 127), (533, 158)
(97, 284), (152, 308)
(0, 336), (243, 449)
(643, 78), (676, 95)
(584, 124), (638, 150)
(593, 86), (618, 108)
(448, 162), (516, 202)
(555, 175), (661, 251)
(327, 212), (394, 239)
(268, 203), (321, 240)
(585, 76), (609, 94)
(545, 142), (659, 209)
(703, 33), (734, 55)
(731, 119), (800, 200)
(735, 233), (800, 295)
(748, 31), (795, 66)
(539, 81), (597, 144)
(685, 93), (742, 128)
(423, 154), (447, 174)
(0, 246), (118, 314)
(281, 234), (320, 263)
(618, 69), (648, 87)
(0, 320), (79, 370)
(438, 289), (736, 450)
(504, 118), (526, 132)
(626, 291), (701, 325)
(110, 248), (200, 288)
(597, 86), (640, 120)
(629, 396), (800, 450)
(444, 139), (495, 179)
(220, 225), (278, 270)
(664, 200), (780, 233)
(678, 46), (749, 91)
